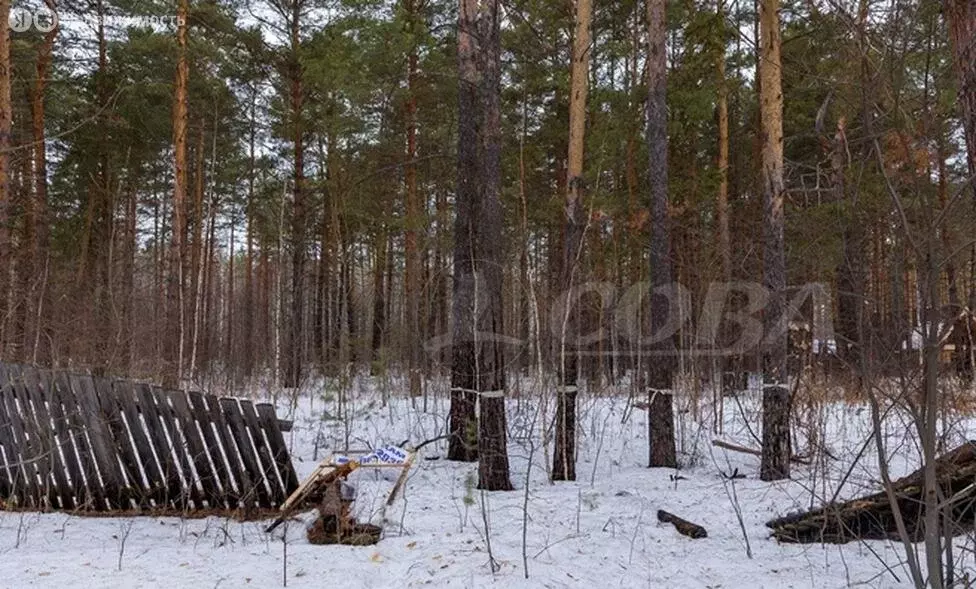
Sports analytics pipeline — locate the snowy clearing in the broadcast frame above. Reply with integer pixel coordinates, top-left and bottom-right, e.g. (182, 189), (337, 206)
(0, 376), (966, 588)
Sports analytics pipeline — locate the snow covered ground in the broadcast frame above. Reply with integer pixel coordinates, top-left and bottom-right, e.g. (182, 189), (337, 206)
(0, 375), (969, 588)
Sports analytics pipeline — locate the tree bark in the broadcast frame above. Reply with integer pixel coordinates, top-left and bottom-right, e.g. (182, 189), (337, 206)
(287, 0), (307, 389)
(371, 231), (387, 362)
(758, 0), (790, 481)
(657, 510), (708, 539)
(646, 0), (677, 469)
(553, 0), (592, 482)
(244, 86), (257, 378)
(0, 0), (10, 353)
(404, 0), (423, 398)
(166, 0), (190, 388)
(945, 0), (976, 382)
(24, 6), (57, 364)
(450, 0), (512, 491)
(189, 124), (206, 378)
(716, 0), (735, 395)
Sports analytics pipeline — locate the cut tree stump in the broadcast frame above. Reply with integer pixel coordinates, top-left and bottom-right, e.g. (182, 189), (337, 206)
(767, 440), (976, 544)
(657, 509), (708, 539)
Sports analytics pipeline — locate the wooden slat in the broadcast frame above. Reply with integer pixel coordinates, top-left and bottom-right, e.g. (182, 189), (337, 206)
(134, 383), (183, 507)
(0, 365), (28, 504)
(6, 365), (46, 508)
(70, 374), (125, 508)
(0, 378), (14, 499)
(239, 400), (284, 504)
(113, 381), (167, 506)
(94, 377), (146, 506)
(219, 398), (271, 508)
(256, 403), (300, 496)
(54, 372), (103, 509)
(38, 369), (80, 509)
(203, 393), (251, 507)
(187, 391), (236, 505)
(0, 363), (16, 498)
(151, 386), (205, 508)
(168, 390), (221, 507)
(21, 367), (70, 509)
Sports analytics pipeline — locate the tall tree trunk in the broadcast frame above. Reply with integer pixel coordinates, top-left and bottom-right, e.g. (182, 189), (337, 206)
(836, 0), (871, 383)
(716, 0), (735, 396)
(123, 165), (138, 373)
(404, 0), (423, 398)
(0, 0), (10, 353)
(758, 0), (790, 481)
(371, 231), (387, 362)
(25, 8), (57, 364)
(646, 0), (677, 468)
(450, 0), (513, 492)
(449, 0), (483, 463)
(434, 187), (448, 367)
(945, 0), (976, 380)
(189, 124), (206, 378)
(473, 0), (511, 491)
(287, 2), (307, 389)
(244, 87), (257, 378)
(553, 0), (592, 482)
(166, 0), (190, 388)
(92, 0), (113, 369)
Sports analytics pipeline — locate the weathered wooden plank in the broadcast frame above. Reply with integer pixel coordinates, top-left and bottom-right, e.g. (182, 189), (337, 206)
(0, 362), (16, 497)
(70, 374), (125, 508)
(657, 509), (708, 539)
(219, 398), (271, 508)
(134, 383), (184, 507)
(53, 372), (103, 509)
(239, 400), (284, 504)
(168, 390), (221, 507)
(7, 364), (47, 508)
(0, 386), (13, 498)
(0, 365), (25, 503)
(93, 376), (146, 506)
(203, 393), (250, 507)
(187, 391), (236, 505)
(151, 386), (206, 508)
(38, 369), (81, 509)
(113, 381), (167, 506)
(255, 403), (299, 497)
(21, 366), (70, 509)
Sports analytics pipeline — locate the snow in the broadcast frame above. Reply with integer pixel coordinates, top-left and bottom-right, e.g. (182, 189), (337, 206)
(0, 376), (964, 588)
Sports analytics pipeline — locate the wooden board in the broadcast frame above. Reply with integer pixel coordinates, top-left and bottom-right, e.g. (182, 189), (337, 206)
(219, 398), (271, 508)
(256, 403), (300, 494)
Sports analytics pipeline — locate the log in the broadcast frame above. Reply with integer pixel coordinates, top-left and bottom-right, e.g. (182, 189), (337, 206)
(767, 440), (976, 544)
(657, 509), (708, 539)
(712, 439), (811, 465)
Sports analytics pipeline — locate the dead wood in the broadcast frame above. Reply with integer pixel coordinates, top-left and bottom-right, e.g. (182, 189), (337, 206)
(767, 441), (976, 544)
(657, 509), (708, 539)
(712, 439), (811, 465)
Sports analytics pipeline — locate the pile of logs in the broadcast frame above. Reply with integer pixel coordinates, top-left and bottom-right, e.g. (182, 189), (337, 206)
(767, 441), (976, 544)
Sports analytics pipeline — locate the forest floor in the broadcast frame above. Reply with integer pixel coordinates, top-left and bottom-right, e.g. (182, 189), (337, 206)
(0, 375), (969, 588)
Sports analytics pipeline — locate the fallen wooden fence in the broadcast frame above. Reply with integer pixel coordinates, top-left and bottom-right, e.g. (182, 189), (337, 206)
(0, 362), (299, 512)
